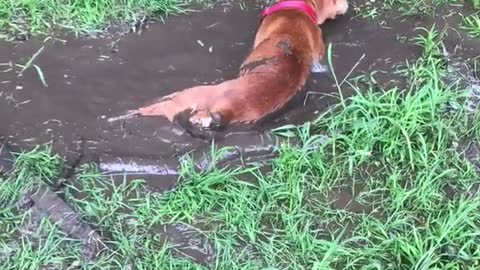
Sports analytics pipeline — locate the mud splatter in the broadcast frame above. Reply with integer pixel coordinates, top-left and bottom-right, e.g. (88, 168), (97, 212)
(276, 39), (294, 56)
(240, 56), (277, 73)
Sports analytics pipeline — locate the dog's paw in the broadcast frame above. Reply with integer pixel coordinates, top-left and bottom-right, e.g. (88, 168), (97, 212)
(311, 60), (328, 73)
(189, 111), (213, 129)
(189, 111), (223, 130)
(173, 109), (221, 141)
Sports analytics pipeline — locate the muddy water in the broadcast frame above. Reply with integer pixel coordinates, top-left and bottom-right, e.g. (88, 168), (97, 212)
(0, 1), (438, 189)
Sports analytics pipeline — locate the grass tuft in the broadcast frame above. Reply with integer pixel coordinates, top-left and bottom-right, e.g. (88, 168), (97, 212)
(462, 14), (480, 39)
(0, 0), (187, 39)
(0, 145), (60, 208)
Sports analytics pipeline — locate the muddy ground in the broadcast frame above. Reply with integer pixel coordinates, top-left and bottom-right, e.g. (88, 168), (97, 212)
(0, 2), (477, 173)
(0, 0), (427, 185)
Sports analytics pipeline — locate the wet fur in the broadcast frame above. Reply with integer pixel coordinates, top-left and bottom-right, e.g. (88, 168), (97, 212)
(133, 0), (348, 132)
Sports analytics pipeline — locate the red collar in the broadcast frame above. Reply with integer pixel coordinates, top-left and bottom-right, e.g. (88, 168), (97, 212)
(261, 1), (318, 23)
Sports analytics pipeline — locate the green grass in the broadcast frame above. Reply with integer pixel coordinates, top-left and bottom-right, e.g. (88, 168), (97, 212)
(473, 0), (480, 9)
(0, 146), (81, 270)
(2, 25), (480, 269)
(462, 14), (480, 39)
(0, 0), (187, 39)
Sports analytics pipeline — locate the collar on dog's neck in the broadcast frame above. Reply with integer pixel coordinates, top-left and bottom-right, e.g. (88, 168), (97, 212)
(261, 1), (317, 23)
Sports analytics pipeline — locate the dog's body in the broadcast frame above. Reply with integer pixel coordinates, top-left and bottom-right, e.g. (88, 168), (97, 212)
(125, 0), (348, 130)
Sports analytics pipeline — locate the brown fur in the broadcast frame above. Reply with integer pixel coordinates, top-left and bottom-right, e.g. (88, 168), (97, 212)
(133, 0), (348, 130)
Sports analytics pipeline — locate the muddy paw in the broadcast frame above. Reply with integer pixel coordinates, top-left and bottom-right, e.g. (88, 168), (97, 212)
(189, 111), (223, 130)
(173, 109), (216, 140)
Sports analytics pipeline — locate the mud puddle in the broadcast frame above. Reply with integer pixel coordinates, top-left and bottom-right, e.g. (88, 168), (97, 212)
(0, 1), (424, 185)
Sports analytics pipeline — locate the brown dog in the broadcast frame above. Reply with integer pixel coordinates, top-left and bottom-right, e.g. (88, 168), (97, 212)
(115, 0), (348, 131)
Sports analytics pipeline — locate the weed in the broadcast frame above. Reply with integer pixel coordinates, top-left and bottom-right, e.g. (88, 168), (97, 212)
(462, 14), (480, 39)
(16, 46), (48, 87)
(473, 0), (480, 9)
(0, 146), (78, 270)
(1, 216), (83, 270)
(0, 145), (60, 207)
(353, 1), (379, 19)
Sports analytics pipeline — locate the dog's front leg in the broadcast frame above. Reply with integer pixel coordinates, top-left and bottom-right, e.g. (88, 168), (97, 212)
(310, 29), (328, 74)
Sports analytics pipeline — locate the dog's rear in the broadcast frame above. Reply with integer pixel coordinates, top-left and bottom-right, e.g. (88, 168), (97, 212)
(138, 33), (312, 128)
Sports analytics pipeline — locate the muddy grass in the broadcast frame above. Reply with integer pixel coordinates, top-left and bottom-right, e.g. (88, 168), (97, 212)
(1, 0), (480, 269)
